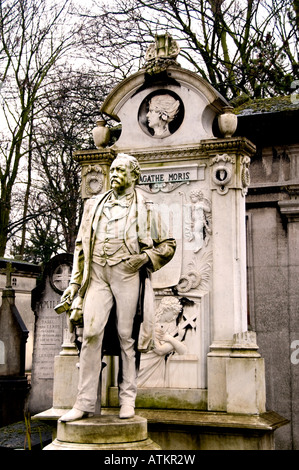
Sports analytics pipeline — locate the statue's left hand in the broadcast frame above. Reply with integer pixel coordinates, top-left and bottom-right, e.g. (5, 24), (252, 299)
(61, 283), (80, 302)
(123, 253), (149, 272)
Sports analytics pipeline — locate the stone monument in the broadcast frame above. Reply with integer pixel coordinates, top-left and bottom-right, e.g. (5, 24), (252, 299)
(0, 262), (29, 426)
(36, 34), (288, 450)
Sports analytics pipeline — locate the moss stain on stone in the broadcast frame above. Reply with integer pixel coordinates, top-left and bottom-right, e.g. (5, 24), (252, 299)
(232, 95), (299, 116)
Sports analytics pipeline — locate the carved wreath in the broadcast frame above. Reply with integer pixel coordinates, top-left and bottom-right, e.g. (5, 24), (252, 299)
(83, 165), (104, 195)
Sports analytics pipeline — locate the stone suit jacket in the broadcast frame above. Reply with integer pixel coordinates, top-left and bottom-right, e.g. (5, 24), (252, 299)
(70, 188), (176, 352)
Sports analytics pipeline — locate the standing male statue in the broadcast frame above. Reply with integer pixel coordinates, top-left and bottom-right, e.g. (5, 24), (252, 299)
(59, 153), (176, 421)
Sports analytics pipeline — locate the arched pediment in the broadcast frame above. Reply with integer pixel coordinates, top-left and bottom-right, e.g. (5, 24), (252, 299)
(100, 64), (229, 152)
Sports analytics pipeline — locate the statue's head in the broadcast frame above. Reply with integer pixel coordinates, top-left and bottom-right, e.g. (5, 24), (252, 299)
(146, 94), (180, 137)
(110, 153), (141, 195)
(190, 189), (203, 202)
(156, 296), (182, 323)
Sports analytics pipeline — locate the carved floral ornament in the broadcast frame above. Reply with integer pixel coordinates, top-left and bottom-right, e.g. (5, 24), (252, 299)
(176, 252), (212, 294)
(177, 269), (202, 293)
(241, 156), (251, 196)
(144, 34), (181, 75)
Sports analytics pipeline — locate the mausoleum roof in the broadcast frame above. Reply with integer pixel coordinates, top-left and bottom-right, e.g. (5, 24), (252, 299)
(233, 96), (299, 116)
(232, 97), (299, 147)
(0, 257), (41, 275)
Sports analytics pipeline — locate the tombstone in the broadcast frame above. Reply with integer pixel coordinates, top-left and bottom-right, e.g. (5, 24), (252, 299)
(0, 262), (29, 426)
(38, 34), (288, 450)
(28, 253), (74, 414)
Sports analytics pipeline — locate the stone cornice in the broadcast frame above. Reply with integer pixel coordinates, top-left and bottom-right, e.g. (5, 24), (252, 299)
(73, 148), (116, 165)
(113, 137), (256, 164)
(278, 199), (299, 222)
(200, 137), (256, 157)
(72, 137), (256, 167)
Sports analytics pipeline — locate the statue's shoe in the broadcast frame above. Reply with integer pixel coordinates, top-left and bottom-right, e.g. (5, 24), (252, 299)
(59, 408), (94, 422)
(119, 404), (135, 419)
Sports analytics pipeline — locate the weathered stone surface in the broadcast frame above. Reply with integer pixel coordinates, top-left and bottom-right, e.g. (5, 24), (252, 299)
(43, 414), (160, 450)
(57, 415), (147, 444)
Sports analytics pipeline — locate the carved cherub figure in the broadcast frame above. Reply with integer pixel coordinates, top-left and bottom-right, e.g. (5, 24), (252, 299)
(185, 190), (212, 253)
(138, 296), (187, 387)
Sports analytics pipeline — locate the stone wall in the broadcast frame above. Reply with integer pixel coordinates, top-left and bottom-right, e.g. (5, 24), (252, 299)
(237, 106), (299, 450)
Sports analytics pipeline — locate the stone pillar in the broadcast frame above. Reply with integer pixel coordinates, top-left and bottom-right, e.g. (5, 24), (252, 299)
(52, 327), (79, 411)
(210, 152), (248, 340)
(203, 138), (266, 413)
(73, 148), (116, 200)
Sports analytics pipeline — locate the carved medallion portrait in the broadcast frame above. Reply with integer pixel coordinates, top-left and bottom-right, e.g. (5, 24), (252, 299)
(138, 90), (184, 138)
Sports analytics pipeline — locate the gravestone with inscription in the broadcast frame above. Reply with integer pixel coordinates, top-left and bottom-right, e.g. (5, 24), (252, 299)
(28, 254), (73, 414)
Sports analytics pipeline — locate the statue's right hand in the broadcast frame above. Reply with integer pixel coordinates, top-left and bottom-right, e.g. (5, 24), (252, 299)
(61, 284), (80, 302)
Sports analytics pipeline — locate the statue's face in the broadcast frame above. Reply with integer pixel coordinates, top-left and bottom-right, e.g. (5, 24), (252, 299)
(146, 105), (161, 130)
(110, 158), (135, 195)
(159, 308), (175, 323)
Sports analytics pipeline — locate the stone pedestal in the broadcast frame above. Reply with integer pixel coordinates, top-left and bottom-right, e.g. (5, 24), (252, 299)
(52, 356), (79, 410)
(208, 331), (266, 414)
(43, 413), (160, 450)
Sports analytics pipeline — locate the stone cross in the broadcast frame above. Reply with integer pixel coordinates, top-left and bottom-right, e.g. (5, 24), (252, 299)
(52, 264), (72, 292)
(0, 262), (16, 288)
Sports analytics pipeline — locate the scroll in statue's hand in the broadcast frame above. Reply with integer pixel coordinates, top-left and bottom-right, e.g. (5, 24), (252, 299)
(55, 283), (81, 317)
(61, 283), (80, 302)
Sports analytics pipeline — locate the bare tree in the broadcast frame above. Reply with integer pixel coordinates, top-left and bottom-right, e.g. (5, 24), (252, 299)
(32, 68), (108, 255)
(0, 0), (81, 257)
(9, 65), (113, 263)
(72, 0), (148, 81)
(2, 0), (297, 262)
(83, 0), (298, 99)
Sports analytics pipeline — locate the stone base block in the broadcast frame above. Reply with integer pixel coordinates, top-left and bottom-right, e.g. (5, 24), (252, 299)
(227, 357), (266, 414)
(44, 437), (160, 450)
(207, 355), (227, 411)
(52, 355), (79, 409)
(43, 414), (160, 451)
(137, 408), (289, 450)
(35, 407), (288, 450)
(207, 350), (266, 414)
